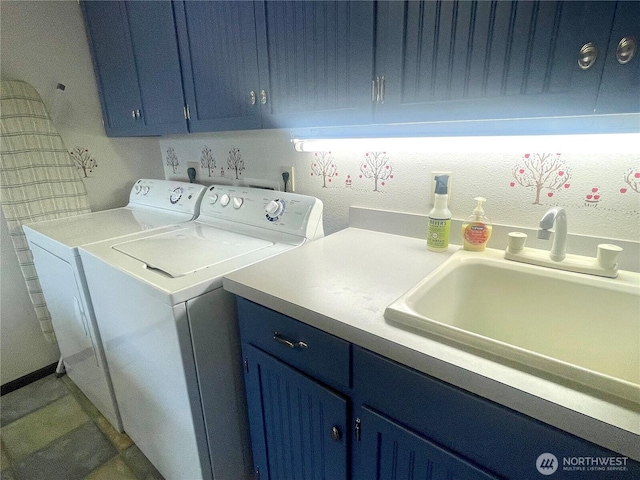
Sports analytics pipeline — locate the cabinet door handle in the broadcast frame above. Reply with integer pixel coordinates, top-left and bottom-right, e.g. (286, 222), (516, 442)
(250, 91), (256, 105)
(184, 105), (191, 120)
(578, 43), (598, 70)
(380, 76), (385, 104)
(135, 109), (141, 119)
(331, 426), (342, 441)
(273, 331), (308, 349)
(132, 110), (137, 119)
(617, 36), (637, 65)
(371, 79), (376, 102)
(260, 89), (268, 105)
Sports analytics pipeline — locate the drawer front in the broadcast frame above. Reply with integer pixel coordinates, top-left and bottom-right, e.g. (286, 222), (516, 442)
(237, 298), (351, 389)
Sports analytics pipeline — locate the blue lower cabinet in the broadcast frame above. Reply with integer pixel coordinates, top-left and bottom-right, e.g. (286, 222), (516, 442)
(238, 298), (638, 480)
(353, 347), (640, 480)
(352, 406), (498, 480)
(243, 344), (348, 480)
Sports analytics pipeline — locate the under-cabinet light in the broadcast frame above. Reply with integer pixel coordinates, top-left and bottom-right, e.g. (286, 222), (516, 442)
(292, 133), (640, 154)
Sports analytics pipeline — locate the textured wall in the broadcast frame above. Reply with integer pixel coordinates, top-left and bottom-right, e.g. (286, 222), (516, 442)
(161, 130), (640, 241)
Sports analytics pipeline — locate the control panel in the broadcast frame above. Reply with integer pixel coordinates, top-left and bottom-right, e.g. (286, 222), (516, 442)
(128, 179), (206, 216)
(199, 185), (324, 240)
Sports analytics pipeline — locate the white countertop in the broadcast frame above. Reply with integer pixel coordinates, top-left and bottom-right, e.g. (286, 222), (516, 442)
(223, 226), (640, 460)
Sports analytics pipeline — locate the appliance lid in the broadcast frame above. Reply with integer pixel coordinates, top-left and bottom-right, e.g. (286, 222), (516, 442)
(112, 224), (274, 278)
(24, 207), (193, 248)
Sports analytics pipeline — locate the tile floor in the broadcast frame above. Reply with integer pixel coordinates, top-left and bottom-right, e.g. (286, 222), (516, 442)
(0, 374), (164, 480)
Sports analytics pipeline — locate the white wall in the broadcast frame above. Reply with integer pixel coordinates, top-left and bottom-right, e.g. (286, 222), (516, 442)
(160, 130), (640, 242)
(0, 0), (163, 383)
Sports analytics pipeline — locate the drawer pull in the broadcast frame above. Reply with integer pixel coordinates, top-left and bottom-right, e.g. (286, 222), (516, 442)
(273, 331), (308, 349)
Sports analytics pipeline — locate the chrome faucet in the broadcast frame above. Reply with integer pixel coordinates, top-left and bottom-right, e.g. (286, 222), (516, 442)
(537, 208), (567, 262)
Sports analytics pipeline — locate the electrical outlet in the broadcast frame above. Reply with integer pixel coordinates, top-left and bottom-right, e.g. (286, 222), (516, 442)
(281, 166), (295, 192)
(187, 162), (199, 183)
(429, 171), (452, 207)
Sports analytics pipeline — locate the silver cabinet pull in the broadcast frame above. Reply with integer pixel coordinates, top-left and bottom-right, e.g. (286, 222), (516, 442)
(260, 89), (267, 105)
(380, 76), (385, 104)
(250, 90), (256, 105)
(331, 426), (342, 441)
(273, 331), (308, 349)
(184, 105), (191, 120)
(617, 36), (637, 65)
(132, 110), (137, 119)
(371, 79), (376, 102)
(578, 43), (598, 70)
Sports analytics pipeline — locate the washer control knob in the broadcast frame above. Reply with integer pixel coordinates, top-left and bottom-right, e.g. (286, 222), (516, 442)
(142, 186), (150, 195)
(169, 187), (183, 204)
(265, 199), (284, 218)
(220, 194), (231, 207)
(209, 194), (219, 204)
(233, 197), (244, 209)
(134, 185), (142, 194)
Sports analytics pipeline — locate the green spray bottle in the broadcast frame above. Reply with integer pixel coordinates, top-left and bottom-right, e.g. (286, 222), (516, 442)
(427, 174), (451, 252)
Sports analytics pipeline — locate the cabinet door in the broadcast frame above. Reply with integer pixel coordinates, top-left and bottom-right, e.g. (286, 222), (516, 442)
(174, 1), (263, 132)
(243, 345), (348, 480)
(375, 1), (616, 123)
(595, 1), (640, 114)
(125, 2), (187, 134)
(255, 0), (375, 128)
(82, 1), (142, 133)
(353, 406), (498, 480)
(82, 1), (186, 136)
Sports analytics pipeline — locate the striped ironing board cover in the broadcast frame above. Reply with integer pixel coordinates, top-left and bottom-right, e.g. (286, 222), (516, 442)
(0, 80), (91, 343)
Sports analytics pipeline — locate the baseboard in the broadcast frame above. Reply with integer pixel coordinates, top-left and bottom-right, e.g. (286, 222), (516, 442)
(0, 362), (58, 396)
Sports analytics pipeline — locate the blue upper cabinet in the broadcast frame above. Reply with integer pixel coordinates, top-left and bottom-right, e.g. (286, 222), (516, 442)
(82, 1), (187, 137)
(173, 1), (263, 132)
(595, 1), (640, 114)
(255, 0), (375, 128)
(374, 1), (617, 124)
(174, 0), (375, 132)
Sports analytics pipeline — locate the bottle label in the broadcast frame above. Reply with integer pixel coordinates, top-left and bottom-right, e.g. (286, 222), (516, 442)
(427, 218), (451, 249)
(463, 222), (490, 245)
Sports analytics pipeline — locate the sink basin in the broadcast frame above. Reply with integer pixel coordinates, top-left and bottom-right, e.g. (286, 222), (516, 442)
(384, 248), (640, 404)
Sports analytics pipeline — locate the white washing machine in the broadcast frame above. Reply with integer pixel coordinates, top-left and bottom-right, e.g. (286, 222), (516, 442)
(23, 179), (207, 432)
(79, 186), (323, 480)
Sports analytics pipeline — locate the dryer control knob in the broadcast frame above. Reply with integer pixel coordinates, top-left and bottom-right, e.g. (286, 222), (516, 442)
(209, 194), (219, 204)
(142, 186), (150, 195)
(134, 185), (142, 194)
(233, 197), (244, 209)
(220, 194), (230, 207)
(265, 199), (284, 218)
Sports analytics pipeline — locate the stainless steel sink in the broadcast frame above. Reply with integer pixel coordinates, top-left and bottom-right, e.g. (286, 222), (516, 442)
(384, 248), (640, 403)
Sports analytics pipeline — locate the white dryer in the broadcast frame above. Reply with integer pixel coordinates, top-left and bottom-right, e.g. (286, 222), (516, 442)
(23, 179), (206, 432)
(79, 186), (323, 480)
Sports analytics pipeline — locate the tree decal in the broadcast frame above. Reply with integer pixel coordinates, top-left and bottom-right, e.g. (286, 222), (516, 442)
(69, 146), (97, 178)
(166, 147), (179, 174)
(310, 151), (338, 187)
(359, 151), (393, 192)
(620, 167), (640, 194)
(200, 146), (216, 177)
(227, 147), (244, 179)
(510, 153), (571, 204)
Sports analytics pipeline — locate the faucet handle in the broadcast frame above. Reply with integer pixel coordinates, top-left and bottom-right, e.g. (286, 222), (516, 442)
(597, 244), (623, 269)
(507, 232), (528, 253)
